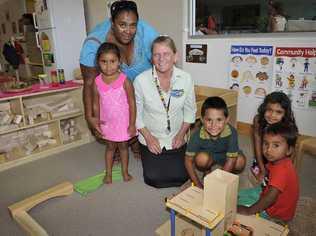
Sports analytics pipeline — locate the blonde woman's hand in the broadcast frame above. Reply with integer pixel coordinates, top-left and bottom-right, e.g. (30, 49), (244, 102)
(144, 133), (162, 155)
(172, 133), (185, 149)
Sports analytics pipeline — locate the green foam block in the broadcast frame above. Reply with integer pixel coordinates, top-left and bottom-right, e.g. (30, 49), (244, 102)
(74, 166), (122, 196)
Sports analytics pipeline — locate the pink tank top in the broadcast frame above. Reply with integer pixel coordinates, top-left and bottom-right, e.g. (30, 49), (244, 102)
(95, 73), (131, 142)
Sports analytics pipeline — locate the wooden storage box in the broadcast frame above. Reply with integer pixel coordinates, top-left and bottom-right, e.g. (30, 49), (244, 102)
(0, 98), (24, 132)
(60, 115), (90, 145)
(0, 83), (93, 172)
(195, 86), (238, 127)
(203, 169), (239, 231)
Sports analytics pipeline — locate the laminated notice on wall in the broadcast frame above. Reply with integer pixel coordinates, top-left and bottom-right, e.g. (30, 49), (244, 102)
(186, 44), (207, 63)
(272, 47), (316, 109)
(229, 45), (274, 101)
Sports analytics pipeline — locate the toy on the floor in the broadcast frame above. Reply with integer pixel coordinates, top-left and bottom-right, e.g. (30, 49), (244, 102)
(155, 169), (289, 236)
(225, 221), (254, 236)
(8, 181), (73, 236)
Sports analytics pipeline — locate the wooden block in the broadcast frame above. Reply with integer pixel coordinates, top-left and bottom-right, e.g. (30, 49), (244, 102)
(8, 182), (73, 236)
(14, 211), (48, 236)
(235, 214), (289, 236)
(0, 102), (11, 111)
(13, 115), (23, 124)
(227, 221), (253, 236)
(166, 186), (224, 229)
(47, 138), (57, 145)
(50, 108), (81, 119)
(0, 112), (11, 125)
(203, 169), (239, 232)
(8, 181), (73, 218)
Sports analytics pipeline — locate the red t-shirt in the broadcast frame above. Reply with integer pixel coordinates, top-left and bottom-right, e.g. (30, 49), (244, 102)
(261, 158), (299, 221)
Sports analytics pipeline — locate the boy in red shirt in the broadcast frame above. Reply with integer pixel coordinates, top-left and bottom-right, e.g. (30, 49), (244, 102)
(238, 123), (299, 222)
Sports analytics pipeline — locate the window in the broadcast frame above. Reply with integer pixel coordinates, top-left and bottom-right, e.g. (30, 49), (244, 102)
(190, 0), (316, 36)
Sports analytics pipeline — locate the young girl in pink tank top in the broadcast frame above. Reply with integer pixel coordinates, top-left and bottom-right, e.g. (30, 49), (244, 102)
(92, 42), (136, 184)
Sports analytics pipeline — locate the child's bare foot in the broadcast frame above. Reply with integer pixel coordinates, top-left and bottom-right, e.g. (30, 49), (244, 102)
(103, 174), (112, 184)
(123, 173), (133, 182)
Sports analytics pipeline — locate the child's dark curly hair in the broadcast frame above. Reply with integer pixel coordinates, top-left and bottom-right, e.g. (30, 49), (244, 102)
(95, 42), (121, 73)
(263, 122), (298, 148)
(257, 91), (297, 133)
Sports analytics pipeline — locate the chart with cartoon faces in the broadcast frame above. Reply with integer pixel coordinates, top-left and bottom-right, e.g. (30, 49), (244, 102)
(272, 47), (316, 109)
(229, 45), (273, 100)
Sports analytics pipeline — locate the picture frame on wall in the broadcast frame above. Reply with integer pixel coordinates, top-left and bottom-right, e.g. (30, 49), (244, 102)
(12, 22), (17, 34)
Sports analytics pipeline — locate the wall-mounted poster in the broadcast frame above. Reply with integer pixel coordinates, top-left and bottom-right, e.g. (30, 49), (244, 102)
(1, 23), (6, 34)
(186, 44), (207, 63)
(272, 47), (316, 109)
(12, 22), (17, 34)
(229, 45), (274, 101)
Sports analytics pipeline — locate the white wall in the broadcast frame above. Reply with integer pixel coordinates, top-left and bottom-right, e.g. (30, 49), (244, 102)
(138, 0), (184, 65)
(83, 0), (184, 64)
(182, 28), (316, 136)
(83, 0), (107, 33)
(81, 1), (316, 136)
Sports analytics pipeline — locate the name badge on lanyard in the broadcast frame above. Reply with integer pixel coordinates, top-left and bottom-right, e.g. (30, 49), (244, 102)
(170, 89), (184, 97)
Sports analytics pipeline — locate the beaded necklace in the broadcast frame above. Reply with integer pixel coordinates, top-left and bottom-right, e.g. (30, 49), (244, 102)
(152, 67), (171, 135)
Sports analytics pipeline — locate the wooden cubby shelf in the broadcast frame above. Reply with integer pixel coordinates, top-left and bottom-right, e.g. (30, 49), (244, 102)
(0, 83), (93, 171)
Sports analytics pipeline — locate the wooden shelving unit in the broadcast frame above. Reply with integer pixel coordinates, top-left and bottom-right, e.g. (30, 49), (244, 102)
(0, 83), (93, 172)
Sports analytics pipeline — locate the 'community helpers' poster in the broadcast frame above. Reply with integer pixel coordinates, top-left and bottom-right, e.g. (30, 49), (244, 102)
(229, 45), (274, 101)
(272, 47), (316, 109)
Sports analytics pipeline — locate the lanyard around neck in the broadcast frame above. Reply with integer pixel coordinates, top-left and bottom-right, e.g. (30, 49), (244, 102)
(152, 67), (171, 133)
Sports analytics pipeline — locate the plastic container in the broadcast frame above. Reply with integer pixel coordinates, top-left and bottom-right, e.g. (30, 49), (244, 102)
(50, 70), (59, 87)
(38, 74), (49, 87)
(58, 69), (65, 84)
